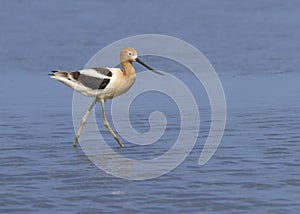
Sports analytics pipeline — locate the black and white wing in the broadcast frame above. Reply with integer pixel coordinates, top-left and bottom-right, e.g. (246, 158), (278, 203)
(50, 67), (117, 97)
(75, 67), (113, 90)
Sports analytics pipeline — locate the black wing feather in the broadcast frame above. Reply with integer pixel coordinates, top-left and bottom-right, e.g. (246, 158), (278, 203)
(91, 67), (113, 77)
(70, 71), (111, 90)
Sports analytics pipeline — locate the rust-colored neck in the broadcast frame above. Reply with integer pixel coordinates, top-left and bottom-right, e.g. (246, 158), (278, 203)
(121, 61), (136, 77)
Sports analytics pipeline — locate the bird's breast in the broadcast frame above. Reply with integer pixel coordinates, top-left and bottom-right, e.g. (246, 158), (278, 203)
(112, 74), (136, 98)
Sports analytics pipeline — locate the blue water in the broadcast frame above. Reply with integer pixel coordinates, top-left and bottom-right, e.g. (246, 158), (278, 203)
(1, 0), (300, 213)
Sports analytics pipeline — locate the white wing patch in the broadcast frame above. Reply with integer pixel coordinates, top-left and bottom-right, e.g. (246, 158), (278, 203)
(80, 68), (112, 79)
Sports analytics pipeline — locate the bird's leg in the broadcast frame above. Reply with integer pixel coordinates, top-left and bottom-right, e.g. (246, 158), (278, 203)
(100, 99), (124, 148)
(73, 98), (97, 148)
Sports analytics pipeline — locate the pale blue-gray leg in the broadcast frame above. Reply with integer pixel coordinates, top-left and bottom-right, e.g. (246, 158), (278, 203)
(100, 99), (124, 147)
(73, 98), (97, 147)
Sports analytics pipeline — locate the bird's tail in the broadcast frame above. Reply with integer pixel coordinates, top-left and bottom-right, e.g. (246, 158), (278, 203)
(48, 70), (68, 78)
(49, 70), (79, 90)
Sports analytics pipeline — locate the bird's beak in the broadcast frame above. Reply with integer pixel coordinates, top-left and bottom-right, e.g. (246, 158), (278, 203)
(135, 58), (164, 76)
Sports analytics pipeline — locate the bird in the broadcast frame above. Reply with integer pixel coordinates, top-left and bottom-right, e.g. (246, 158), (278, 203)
(49, 47), (163, 148)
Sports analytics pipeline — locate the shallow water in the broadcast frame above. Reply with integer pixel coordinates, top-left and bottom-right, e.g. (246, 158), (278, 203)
(1, 0), (300, 213)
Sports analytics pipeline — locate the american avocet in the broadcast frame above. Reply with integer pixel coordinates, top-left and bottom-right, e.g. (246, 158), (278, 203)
(50, 47), (163, 148)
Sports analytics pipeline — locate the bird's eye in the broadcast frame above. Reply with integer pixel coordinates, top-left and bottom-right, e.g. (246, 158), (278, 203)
(128, 52), (133, 56)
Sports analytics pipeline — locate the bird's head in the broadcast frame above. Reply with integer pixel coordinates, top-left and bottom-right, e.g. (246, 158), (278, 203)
(120, 47), (164, 75)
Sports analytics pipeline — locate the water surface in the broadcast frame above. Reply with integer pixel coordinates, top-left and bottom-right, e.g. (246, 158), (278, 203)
(1, 0), (300, 213)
